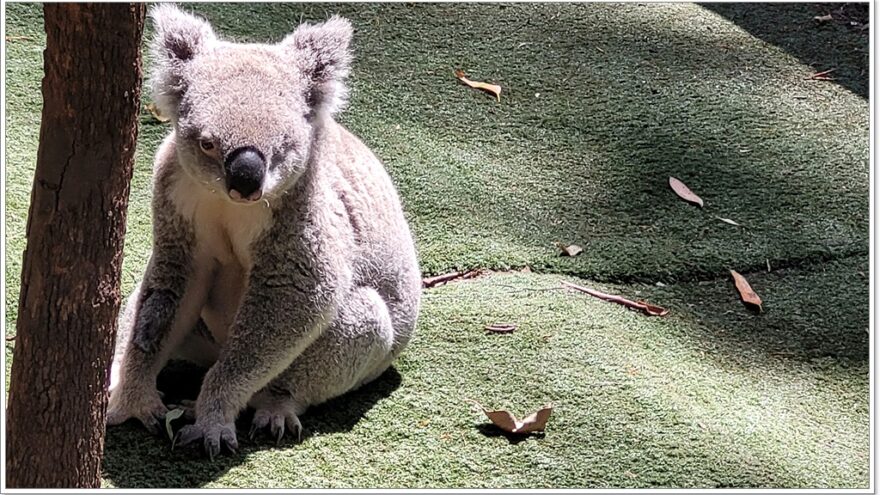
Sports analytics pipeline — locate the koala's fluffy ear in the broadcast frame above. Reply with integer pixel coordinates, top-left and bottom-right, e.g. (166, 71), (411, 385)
(149, 4), (217, 116)
(283, 16), (353, 116)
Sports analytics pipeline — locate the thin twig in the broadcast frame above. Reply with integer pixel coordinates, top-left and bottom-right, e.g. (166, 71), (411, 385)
(422, 269), (482, 289)
(493, 284), (567, 293)
(485, 323), (516, 334)
(807, 68), (837, 80)
(561, 281), (669, 316)
(460, 269), (484, 280)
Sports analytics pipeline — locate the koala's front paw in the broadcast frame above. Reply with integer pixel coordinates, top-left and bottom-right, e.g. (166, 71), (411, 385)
(250, 405), (303, 445)
(174, 420), (238, 460)
(106, 389), (169, 436)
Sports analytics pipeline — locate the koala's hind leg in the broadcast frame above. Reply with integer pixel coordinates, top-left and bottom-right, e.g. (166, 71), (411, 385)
(248, 286), (396, 442)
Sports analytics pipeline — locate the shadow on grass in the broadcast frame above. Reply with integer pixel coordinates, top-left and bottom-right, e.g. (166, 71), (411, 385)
(103, 362), (402, 488)
(476, 423), (545, 445)
(320, 2), (870, 284)
(702, 3), (869, 99)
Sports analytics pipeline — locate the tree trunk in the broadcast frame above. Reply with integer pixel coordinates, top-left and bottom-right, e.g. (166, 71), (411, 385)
(6, 4), (145, 488)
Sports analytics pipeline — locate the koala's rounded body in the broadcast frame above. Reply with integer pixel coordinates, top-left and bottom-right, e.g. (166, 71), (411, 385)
(107, 5), (421, 456)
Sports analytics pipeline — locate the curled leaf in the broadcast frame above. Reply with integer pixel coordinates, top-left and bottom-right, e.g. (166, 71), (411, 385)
(730, 270), (763, 311)
(146, 102), (170, 123)
(165, 408), (185, 441)
(454, 69), (501, 101)
(669, 177), (704, 207)
(555, 242), (583, 257)
(473, 401), (553, 434)
(485, 323), (516, 334)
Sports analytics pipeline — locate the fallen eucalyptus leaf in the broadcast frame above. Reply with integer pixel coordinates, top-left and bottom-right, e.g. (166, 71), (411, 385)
(454, 69), (501, 101)
(814, 14), (834, 22)
(730, 269), (763, 311)
(165, 408), (185, 441)
(473, 401), (553, 434)
(556, 242), (583, 257)
(146, 102), (170, 123)
(669, 177), (704, 207)
(716, 216), (740, 226)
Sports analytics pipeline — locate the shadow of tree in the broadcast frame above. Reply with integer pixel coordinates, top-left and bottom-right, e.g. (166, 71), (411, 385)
(702, 3), (869, 98)
(319, 2), (869, 282)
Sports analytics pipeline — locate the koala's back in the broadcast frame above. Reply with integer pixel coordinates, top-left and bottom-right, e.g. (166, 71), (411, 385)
(308, 121), (421, 341)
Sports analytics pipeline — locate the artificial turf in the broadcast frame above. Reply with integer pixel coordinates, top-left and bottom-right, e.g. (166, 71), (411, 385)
(3, 2), (870, 488)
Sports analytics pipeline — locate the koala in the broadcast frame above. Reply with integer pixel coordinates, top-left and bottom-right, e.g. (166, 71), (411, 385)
(106, 5), (421, 458)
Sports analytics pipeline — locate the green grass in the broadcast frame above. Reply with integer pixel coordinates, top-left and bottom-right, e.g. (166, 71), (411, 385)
(4, 2), (869, 488)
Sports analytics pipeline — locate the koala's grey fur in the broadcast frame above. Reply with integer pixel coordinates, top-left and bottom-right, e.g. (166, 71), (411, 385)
(107, 4), (421, 457)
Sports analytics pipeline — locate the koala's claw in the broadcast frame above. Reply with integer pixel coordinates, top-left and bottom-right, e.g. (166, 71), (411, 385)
(250, 408), (303, 445)
(173, 422), (238, 459)
(106, 393), (169, 436)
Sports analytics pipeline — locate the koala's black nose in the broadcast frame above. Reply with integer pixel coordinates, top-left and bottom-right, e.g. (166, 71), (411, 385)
(225, 147), (265, 200)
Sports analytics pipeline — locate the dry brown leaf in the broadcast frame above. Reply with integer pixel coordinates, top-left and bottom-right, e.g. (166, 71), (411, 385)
(814, 14), (834, 22)
(455, 69), (501, 101)
(485, 323), (516, 334)
(146, 102), (170, 123)
(669, 177), (704, 207)
(473, 401), (553, 434)
(562, 281), (669, 317)
(716, 216), (740, 226)
(556, 242), (583, 257)
(730, 270), (763, 311)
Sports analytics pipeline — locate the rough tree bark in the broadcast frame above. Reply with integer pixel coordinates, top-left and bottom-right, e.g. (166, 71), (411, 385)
(6, 4), (145, 488)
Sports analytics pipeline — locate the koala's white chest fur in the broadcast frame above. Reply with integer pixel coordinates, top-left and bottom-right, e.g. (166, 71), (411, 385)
(169, 170), (274, 345)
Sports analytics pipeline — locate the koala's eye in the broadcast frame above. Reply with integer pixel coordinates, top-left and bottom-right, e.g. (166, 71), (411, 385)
(198, 139), (219, 157)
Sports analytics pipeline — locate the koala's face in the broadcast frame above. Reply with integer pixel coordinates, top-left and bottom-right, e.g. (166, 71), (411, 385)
(150, 5), (353, 204)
